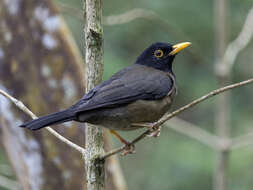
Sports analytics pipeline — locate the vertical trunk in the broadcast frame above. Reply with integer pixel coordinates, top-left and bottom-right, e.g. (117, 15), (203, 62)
(83, 0), (105, 189)
(213, 0), (230, 190)
(0, 0), (127, 189)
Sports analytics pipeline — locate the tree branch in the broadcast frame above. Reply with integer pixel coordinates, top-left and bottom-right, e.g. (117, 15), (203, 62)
(0, 89), (85, 154)
(101, 78), (253, 159)
(153, 78), (253, 127)
(216, 6), (253, 77)
(2, 78), (253, 160)
(225, 7), (253, 67)
(166, 118), (220, 149)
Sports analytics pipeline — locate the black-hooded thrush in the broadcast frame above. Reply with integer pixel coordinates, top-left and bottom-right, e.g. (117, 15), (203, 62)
(19, 42), (191, 150)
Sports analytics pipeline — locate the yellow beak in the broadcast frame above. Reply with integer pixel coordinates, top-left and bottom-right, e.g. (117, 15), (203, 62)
(169, 42), (191, 56)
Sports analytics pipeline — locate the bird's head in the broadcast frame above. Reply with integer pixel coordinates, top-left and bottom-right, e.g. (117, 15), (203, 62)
(136, 42), (191, 72)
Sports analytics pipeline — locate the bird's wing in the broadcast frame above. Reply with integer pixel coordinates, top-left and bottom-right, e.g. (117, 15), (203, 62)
(71, 65), (174, 113)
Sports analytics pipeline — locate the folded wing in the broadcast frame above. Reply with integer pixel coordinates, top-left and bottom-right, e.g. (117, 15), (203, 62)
(71, 65), (173, 113)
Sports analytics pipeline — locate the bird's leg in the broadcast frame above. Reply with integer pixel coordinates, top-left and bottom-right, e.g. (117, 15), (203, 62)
(109, 129), (130, 145)
(109, 130), (136, 156)
(131, 123), (161, 137)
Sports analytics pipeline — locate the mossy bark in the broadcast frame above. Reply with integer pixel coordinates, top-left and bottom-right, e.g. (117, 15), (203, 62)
(83, 0), (105, 189)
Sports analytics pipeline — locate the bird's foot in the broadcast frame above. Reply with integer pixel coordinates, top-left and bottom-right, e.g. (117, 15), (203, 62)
(147, 125), (161, 138)
(121, 142), (136, 156)
(131, 122), (161, 137)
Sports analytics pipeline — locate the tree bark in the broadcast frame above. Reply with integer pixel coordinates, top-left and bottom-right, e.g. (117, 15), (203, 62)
(83, 0), (105, 190)
(0, 0), (85, 189)
(0, 0), (127, 189)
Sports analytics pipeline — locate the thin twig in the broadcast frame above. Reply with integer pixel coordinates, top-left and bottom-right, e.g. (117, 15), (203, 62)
(225, 7), (253, 67)
(0, 89), (85, 154)
(57, 4), (157, 25)
(153, 78), (253, 127)
(216, 6), (253, 77)
(2, 78), (253, 159)
(101, 78), (253, 159)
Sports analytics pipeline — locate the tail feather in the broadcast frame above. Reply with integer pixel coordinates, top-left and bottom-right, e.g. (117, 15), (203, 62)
(19, 109), (75, 130)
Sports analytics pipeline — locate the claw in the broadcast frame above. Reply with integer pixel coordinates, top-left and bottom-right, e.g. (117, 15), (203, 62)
(121, 143), (136, 156)
(147, 126), (161, 138)
(132, 123), (162, 138)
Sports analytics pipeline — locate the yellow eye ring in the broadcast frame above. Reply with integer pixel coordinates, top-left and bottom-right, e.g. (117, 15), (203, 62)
(154, 49), (164, 58)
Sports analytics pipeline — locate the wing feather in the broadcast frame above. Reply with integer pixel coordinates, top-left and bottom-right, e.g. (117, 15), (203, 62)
(71, 65), (173, 113)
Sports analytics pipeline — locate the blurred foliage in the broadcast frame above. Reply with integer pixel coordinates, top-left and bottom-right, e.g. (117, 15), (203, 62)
(1, 0), (253, 189)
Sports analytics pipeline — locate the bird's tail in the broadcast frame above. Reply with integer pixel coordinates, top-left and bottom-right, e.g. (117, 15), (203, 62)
(19, 109), (75, 130)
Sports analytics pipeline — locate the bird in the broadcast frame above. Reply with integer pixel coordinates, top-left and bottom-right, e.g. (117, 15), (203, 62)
(19, 42), (191, 152)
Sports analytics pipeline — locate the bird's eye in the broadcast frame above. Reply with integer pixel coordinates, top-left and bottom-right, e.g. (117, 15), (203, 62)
(154, 49), (164, 58)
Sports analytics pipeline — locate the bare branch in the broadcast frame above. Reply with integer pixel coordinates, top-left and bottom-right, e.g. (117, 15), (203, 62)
(225, 7), (253, 66)
(153, 78), (253, 127)
(57, 4), (157, 25)
(166, 118), (220, 149)
(0, 89), (85, 154)
(216, 7), (253, 76)
(103, 8), (156, 25)
(2, 79), (253, 159)
(46, 127), (85, 154)
(101, 78), (253, 159)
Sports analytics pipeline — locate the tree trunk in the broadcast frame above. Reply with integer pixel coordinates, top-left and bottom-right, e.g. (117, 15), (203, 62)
(0, 0), (127, 189)
(213, 0), (230, 190)
(83, 0), (105, 189)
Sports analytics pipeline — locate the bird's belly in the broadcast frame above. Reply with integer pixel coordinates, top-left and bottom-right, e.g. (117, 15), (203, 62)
(78, 96), (173, 130)
(127, 96), (172, 125)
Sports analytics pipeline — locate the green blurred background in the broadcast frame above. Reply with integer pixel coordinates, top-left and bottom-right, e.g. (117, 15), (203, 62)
(1, 0), (253, 189)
